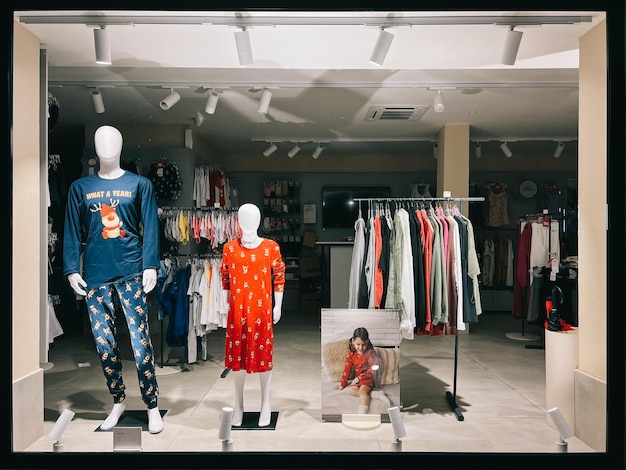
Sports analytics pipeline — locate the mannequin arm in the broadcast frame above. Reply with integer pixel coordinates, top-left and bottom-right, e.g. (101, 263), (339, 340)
(67, 273), (87, 297)
(142, 268), (157, 294)
(273, 291), (284, 324)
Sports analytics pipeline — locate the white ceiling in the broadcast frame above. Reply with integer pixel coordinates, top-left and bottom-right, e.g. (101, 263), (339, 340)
(16, 9), (605, 159)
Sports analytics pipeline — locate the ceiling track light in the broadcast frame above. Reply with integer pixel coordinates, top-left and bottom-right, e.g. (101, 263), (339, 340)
(160, 88), (180, 111)
(554, 141), (565, 158)
(369, 28), (394, 66)
(312, 144), (324, 159)
(287, 143), (301, 158)
(234, 27), (253, 66)
(193, 111), (205, 127)
(263, 142), (278, 157)
(474, 142), (482, 159)
(501, 26), (523, 65)
(500, 141), (513, 158)
(433, 90), (445, 113)
(93, 25), (112, 65)
(205, 89), (219, 114)
(89, 88), (105, 114)
(257, 88), (272, 114)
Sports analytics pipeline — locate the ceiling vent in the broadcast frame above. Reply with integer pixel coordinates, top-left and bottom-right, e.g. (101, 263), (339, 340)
(365, 105), (430, 121)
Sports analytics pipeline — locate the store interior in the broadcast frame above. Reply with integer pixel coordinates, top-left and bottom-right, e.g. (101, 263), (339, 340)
(9, 7), (626, 469)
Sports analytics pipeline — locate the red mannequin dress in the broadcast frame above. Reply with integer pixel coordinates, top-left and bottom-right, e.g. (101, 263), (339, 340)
(220, 238), (286, 373)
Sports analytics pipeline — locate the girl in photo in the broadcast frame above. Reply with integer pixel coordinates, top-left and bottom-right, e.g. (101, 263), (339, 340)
(334, 327), (378, 414)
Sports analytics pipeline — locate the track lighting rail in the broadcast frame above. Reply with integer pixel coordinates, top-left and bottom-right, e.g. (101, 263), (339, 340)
(19, 14), (592, 28)
(49, 80), (579, 89)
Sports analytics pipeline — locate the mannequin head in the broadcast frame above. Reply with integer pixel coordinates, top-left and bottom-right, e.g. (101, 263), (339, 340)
(94, 125), (123, 165)
(238, 203), (261, 234)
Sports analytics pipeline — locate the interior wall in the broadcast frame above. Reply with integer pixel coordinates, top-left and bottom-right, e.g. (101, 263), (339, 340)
(575, 18), (607, 451)
(12, 19), (45, 450)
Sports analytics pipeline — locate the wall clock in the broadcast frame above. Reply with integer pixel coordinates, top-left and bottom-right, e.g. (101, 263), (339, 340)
(518, 179), (538, 199)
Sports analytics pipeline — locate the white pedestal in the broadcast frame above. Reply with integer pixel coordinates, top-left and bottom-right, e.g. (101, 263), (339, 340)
(545, 328), (579, 433)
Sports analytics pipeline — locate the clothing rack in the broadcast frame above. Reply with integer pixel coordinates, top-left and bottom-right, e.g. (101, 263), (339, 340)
(354, 195), (484, 421)
(156, 253), (224, 368)
(514, 210), (563, 351)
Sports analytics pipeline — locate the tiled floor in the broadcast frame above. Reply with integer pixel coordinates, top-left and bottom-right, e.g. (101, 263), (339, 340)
(24, 308), (596, 459)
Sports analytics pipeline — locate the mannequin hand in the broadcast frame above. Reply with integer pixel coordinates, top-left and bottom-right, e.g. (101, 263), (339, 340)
(143, 268), (157, 293)
(68, 273), (87, 296)
(272, 291), (284, 324)
(273, 306), (282, 324)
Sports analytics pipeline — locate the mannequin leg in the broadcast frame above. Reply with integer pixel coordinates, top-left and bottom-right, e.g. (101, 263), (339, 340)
(258, 371), (272, 427)
(232, 370), (246, 426)
(147, 407), (163, 434)
(117, 278), (160, 411)
(100, 403), (126, 431)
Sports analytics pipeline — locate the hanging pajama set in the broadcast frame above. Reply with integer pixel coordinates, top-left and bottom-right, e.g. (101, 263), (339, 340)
(63, 171), (160, 409)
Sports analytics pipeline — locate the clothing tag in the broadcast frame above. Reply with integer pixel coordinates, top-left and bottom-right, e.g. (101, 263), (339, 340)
(157, 167), (163, 177)
(550, 257), (558, 281)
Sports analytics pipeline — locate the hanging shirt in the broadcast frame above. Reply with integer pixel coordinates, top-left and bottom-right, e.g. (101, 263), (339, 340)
(63, 171), (159, 286)
(485, 187), (510, 227)
(348, 217), (366, 309)
(148, 158), (182, 201)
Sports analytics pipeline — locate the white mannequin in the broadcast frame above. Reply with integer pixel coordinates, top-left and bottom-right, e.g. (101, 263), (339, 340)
(66, 125), (162, 434)
(222, 203), (283, 427)
(67, 126), (157, 297)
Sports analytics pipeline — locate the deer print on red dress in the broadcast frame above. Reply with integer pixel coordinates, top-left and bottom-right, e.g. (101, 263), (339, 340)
(91, 199), (126, 239)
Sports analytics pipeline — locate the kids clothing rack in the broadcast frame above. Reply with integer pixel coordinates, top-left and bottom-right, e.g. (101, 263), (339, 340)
(155, 252), (224, 368)
(513, 210), (563, 351)
(353, 195), (484, 421)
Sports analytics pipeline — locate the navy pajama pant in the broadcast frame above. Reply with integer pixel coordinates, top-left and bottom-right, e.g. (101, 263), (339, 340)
(85, 275), (159, 409)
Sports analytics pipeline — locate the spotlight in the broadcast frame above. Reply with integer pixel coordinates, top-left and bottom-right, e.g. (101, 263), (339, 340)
(554, 141), (565, 158)
(501, 26), (523, 65)
(388, 406), (407, 452)
(218, 406), (234, 451)
(160, 89), (180, 111)
(93, 26), (111, 65)
(432, 142), (438, 159)
(90, 88), (105, 114)
(257, 88), (272, 114)
(474, 142), (482, 159)
(500, 141), (513, 158)
(433, 90), (445, 113)
(205, 90), (219, 114)
(547, 407), (573, 453)
(235, 28), (253, 66)
(287, 143), (301, 158)
(193, 111), (205, 127)
(48, 409), (75, 452)
(263, 143), (278, 157)
(369, 28), (394, 66)
(312, 144), (324, 159)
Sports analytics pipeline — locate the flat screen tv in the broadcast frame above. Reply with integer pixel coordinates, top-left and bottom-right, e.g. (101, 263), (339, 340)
(322, 186), (391, 229)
